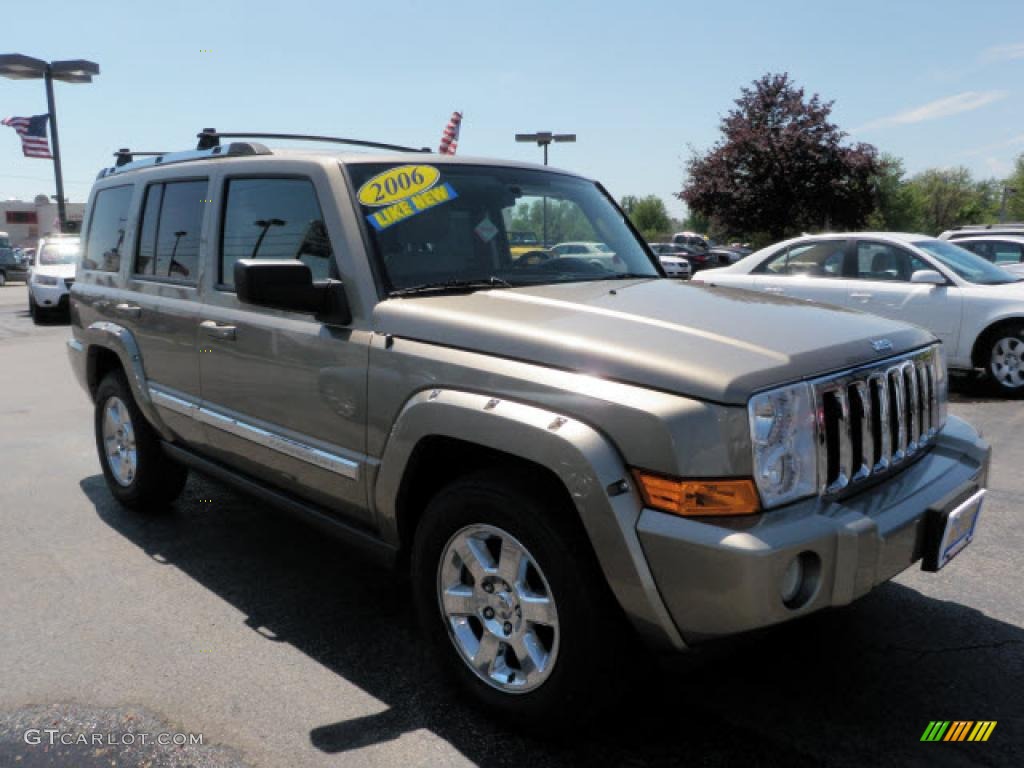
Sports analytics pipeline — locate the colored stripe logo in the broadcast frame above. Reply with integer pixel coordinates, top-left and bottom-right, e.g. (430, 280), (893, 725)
(921, 721), (996, 742)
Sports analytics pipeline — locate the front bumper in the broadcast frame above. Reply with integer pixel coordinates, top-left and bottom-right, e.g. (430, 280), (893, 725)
(29, 280), (70, 309)
(637, 415), (990, 643)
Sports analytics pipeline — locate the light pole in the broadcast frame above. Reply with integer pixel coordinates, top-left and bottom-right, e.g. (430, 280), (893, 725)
(515, 132), (576, 246)
(999, 185), (1018, 223)
(0, 53), (99, 232)
(514, 131), (576, 166)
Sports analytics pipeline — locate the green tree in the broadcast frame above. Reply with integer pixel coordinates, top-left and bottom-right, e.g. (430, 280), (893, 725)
(866, 154), (922, 231)
(625, 195), (671, 240)
(1002, 154), (1024, 222)
(907, 167), (997, 235)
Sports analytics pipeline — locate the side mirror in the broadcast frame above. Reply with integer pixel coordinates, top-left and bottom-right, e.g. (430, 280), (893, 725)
(234, 259), (351, 325)
(910, 269), (946, 285)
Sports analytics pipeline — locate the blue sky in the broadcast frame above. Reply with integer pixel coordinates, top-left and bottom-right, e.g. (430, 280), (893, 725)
(2, 0), (1023, 218)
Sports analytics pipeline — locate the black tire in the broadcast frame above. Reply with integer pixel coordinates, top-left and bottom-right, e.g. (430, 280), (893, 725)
(94, 370), (188, 511)
(28, 293), (43, 323)
(0, 271), (7, 287)
(981, 322), (1024, 398)
(411, 469), (633, 727)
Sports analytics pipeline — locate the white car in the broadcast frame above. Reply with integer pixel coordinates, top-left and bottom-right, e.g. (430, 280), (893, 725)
(696, 232), (1024, 395)
(647, 243), (692, 279)
(28, 235), (80, 322)
(549, 241), (619, 270)
(951, 235), (1024, 278)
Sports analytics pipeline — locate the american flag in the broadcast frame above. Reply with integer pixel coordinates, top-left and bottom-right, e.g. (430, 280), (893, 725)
(2, 114), (53, 159)
(439, 111), (462, 155)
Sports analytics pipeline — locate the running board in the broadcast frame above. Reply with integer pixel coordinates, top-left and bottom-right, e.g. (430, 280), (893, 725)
(161, 441), (397, 568)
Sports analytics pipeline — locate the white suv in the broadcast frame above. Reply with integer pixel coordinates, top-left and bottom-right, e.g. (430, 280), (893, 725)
(697, 232), (1024, 395)
(28, 235), (80, 322)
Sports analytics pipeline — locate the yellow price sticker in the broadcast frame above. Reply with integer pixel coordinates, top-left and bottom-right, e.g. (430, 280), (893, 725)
(357, 165), (440, 207)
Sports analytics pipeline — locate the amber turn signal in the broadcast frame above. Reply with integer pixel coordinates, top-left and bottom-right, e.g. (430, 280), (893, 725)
(631, 471), (761, 517)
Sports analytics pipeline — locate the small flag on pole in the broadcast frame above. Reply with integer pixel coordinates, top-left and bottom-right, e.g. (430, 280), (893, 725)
(439, 111), (462, 155)
(2, 114), (53, 159)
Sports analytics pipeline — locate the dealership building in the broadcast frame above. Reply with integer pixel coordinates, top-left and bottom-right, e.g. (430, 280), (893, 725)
(1, 195), (85, 247)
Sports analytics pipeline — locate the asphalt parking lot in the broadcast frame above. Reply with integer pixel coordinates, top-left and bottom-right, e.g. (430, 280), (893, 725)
(0, 284), (1021, 768)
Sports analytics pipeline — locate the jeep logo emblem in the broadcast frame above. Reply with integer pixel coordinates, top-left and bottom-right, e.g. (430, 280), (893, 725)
(871, 338), (894, 353)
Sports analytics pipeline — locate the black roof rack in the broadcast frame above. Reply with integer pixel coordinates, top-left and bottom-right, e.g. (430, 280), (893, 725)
(196, 128), (431, 154)
(114, 148), (169, 167)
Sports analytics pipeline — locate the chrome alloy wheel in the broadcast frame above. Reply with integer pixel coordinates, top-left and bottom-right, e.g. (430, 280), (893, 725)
(437, 524), (559, 693)
(102, 396), (138, 487)
(991, 336), (1024, 389)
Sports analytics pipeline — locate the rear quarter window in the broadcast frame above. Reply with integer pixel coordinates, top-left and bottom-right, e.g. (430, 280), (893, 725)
(82, 185), (133, 272)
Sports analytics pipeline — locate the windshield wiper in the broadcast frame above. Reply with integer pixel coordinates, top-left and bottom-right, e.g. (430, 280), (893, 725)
(594, 272), (659, 280)
(388, 276), (513, 298)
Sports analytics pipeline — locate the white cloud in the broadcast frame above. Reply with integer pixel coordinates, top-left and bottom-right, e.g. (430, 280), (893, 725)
(982, 42), (1024, 62)
(854, 91), (1008, 132)
(963, 133), (1024, 157)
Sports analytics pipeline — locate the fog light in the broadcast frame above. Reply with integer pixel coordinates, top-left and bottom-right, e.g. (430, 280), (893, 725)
(780, 557), (803, 604)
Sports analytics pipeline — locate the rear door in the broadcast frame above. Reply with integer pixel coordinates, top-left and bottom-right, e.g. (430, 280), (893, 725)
(197, 171), (371, 524)
(750, 238), (852, 307)
(117, 177), (208, 445)
(847, 239), (962, 348)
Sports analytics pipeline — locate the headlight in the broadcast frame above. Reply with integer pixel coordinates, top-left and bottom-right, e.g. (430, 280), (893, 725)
(34, 274), (59, 286)
(748, 382), (818, 508)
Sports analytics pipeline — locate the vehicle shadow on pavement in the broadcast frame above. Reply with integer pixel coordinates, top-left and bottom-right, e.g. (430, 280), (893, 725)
(948, 374), (1004, 405)
(81, 474), (1022, 768)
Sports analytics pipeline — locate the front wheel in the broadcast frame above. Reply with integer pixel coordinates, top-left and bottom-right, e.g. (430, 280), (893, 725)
(411, 471), (631, 725)
(0, 271), (7, 287)
(984, 323), (1024, 397)
(94, 370), (188, 510)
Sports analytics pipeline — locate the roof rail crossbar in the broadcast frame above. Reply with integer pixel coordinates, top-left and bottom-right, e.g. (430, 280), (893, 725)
(114, 149), (170, 167)
(196, 128), (431, 154)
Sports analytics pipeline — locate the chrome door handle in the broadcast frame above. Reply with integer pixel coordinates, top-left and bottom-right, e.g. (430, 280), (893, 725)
(764, 286), (785, 294)
(200, 320), (237, 341)
(113, 303), (141, 318)
(850, 292), (873, 300)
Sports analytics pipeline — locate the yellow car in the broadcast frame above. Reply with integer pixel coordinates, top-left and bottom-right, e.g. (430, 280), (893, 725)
(508, 230), (548, 260)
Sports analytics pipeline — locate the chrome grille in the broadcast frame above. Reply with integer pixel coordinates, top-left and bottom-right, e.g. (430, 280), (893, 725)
(814, 346), (944, 495)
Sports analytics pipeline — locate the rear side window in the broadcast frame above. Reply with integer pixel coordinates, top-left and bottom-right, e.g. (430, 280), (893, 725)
(134, 180), (207, 283)
(219, 178), (333, 288)
(82, 185), (133, 272)
(758, 240), (847, 277)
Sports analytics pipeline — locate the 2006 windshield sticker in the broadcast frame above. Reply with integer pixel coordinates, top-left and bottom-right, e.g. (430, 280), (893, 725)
(357, 165), (458, 232)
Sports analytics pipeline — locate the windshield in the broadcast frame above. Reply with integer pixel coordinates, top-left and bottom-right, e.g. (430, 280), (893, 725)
(39, 242), (80, 266)
(914, 240), (1018, 285)
(346, 163), (659, 293)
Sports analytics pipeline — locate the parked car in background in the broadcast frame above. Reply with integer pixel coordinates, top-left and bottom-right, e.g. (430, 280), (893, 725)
(549, 241), (619, 269)
(953, 236), (1024, 277)
(696, 232), (1024, 395)
(0, 231), (30, 286)
(508, 230), (546, 259)
(28, 234), (80, 322)
(940, 223), (1024, 242)
(671, 232), (708, 251)
(707, 246), (749, 266)
(648, 245), (691, 279)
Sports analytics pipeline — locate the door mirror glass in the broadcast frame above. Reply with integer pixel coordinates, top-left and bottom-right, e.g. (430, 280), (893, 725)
(910, 269), (946, 285)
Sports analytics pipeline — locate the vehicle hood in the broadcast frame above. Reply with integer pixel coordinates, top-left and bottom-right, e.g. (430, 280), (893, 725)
(373, 279), (935, 404)
(32, 263), (76, 279)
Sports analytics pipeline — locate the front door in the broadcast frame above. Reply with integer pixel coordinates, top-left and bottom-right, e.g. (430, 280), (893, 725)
(848, 239), (962, 349)
(197, 175), (371, 524)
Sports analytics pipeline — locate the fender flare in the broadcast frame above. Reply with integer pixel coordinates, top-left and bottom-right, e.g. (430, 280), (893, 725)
(85, 321), (174, 441)
(374, 387), (686, 650)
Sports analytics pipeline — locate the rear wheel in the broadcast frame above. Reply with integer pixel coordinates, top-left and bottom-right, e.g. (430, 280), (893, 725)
(411, 470), (632, 726)
(984, 322), (1024, 397)
(0, 271), (7, 287)
(94, 370), (188, 510)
